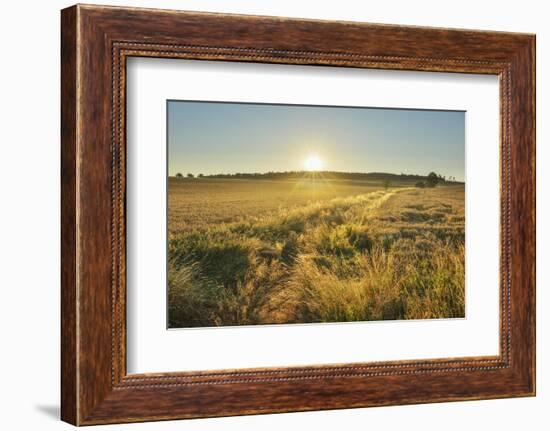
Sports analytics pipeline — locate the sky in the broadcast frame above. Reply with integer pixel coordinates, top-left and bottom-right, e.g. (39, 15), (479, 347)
(168, 100), (465, 181)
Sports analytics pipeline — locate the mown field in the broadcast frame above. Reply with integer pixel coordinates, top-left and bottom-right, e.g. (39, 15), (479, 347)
(167, 177), (465, 328)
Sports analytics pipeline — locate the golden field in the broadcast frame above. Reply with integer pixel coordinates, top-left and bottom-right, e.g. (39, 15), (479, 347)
(167, 177), (465, 328)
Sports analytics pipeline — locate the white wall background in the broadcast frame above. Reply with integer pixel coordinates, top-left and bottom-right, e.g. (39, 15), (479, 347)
(0, 0), (546, 429)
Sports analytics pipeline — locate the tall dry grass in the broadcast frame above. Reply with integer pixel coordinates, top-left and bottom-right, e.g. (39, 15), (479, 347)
(168, 185), (465, 328)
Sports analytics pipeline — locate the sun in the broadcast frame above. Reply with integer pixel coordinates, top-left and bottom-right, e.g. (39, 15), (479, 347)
(304, 154), (324, 172)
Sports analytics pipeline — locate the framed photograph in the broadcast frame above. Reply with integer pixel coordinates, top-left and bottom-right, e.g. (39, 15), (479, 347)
(61, 4), (535, 425)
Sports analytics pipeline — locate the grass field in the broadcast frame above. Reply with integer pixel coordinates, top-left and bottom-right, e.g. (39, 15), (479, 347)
(167, 177), (465, 328)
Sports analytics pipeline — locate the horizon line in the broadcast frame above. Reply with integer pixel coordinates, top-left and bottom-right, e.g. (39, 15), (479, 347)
(168, 170), (464, 181)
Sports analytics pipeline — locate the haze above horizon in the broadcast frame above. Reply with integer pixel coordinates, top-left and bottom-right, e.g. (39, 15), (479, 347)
(168, 100), (465, 182)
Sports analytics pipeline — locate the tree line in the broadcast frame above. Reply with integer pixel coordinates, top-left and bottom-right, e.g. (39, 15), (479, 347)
(173, 171), (462, 184)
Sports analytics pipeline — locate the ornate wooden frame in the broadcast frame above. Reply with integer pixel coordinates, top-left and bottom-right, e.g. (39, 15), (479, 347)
(61, 4), (535, 425)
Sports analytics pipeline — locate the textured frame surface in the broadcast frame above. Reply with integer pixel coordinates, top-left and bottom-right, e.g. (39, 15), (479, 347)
(61, 4), (535, 425)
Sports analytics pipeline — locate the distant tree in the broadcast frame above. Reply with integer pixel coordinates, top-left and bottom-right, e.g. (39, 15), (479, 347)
(383, 179), (391, 190)
(426, 172), (439, 188)
(415, 181), (426, 188)
(175, 173), (183, 178)
(198, 173), (204, 178)
(187, 173), (194, 178)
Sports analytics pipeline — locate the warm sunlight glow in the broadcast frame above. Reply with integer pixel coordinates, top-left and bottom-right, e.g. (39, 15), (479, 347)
(304, 154), (324, 171)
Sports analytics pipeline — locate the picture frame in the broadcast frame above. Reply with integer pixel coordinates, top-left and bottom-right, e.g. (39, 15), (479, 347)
(61, 4), (535, 425)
